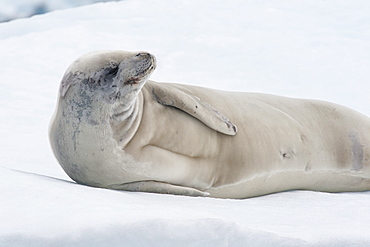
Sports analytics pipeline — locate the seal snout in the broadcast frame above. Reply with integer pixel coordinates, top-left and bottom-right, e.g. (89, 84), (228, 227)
(123, 52), (156, 85)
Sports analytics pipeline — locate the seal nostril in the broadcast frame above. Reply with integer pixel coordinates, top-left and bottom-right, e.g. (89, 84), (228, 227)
(136, 53), (141, 57)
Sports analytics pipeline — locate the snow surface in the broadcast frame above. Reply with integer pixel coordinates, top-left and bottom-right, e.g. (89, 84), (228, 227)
(1, 0), (370, 246)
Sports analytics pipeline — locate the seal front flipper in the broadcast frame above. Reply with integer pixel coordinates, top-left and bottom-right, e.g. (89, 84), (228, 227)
(150, 82), (237, 135)
(108, 181), (210, 197)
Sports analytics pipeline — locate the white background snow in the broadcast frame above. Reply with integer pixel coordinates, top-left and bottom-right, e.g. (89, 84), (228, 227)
(1, 0), (370, 246)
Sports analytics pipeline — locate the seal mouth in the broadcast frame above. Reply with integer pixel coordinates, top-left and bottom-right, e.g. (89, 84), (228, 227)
(124, 77), (141, 85)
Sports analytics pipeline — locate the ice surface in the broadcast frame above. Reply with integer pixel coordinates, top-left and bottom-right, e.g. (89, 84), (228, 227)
(1, 0), (370, 246)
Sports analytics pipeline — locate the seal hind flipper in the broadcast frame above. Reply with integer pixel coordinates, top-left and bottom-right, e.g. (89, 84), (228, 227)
(150, 82), (237, 135)
(108, 181), (210, 197)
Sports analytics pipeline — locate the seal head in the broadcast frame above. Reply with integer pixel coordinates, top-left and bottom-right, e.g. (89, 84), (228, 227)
(61, 50), (156, 104)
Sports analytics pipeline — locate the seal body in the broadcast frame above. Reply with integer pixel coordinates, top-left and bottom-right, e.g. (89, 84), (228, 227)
(49, 50), (370, 198)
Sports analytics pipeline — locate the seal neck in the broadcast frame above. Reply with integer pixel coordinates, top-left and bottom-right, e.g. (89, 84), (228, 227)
(110, 91), (144, 148)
